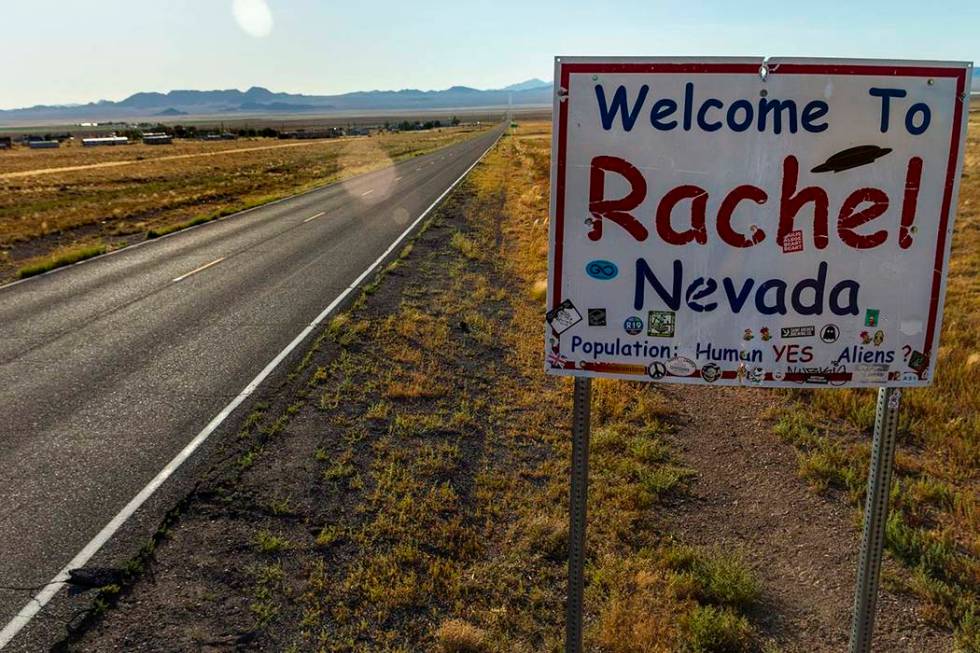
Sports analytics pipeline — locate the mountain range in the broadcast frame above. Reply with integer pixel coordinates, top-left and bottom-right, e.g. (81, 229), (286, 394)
(3, 71), (975, 126)
(0, 79), (553, 125)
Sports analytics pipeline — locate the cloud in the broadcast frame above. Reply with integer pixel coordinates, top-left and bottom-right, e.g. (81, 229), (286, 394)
(232, 0), (273, 38)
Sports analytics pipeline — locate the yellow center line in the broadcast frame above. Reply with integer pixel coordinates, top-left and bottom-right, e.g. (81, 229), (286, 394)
(361, 189), (374, 197)
(172, 257), (226, 283)
(303, 211), (326, 223)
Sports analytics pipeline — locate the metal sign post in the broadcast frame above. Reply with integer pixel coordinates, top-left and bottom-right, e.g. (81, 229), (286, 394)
(849, 387), (902, 653)
(565, 377), (591, 653)
(545, 57), (970, 653)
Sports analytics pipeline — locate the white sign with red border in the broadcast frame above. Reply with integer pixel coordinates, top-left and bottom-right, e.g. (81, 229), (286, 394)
(546, 57), (971, 387)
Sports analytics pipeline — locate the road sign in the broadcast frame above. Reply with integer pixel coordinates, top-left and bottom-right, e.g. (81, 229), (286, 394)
(546, 57), (971, 388)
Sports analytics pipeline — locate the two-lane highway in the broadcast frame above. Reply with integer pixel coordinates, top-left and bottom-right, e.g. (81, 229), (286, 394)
(0, 124), (503, 648)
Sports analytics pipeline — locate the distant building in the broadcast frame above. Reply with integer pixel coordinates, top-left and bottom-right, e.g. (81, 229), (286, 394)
(82, 136), (129, 147)
(142, 133), (173, 145)
(29, 140), (59, 149)
(278, 128), (342, 140)
(0, 137), (11, 150)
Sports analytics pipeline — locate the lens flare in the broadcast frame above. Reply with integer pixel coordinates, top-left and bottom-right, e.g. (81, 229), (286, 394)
(339, 136), (396, 206)
(232, 0), (273, 38)
(392, 207), (410, 225)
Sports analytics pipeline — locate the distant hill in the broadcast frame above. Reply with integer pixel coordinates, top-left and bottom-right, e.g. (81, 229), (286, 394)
(0, 82), (553, 124)
(501, 78), (550, 91)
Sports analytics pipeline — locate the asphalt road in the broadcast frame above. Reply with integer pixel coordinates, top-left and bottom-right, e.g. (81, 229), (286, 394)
(0, 124), (503, 648)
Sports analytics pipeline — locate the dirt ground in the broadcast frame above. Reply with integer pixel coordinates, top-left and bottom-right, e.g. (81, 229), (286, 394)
(659, 385), (951, 652)
(50, 131), (959, 652)
(0, 139), (363, 179)
(0, 126), (486, 281)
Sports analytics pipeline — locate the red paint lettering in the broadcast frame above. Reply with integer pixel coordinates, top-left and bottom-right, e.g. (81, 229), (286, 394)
(580, 154), (922, 253)
(588, 155), (649, 242)
(717, 185), (767, 247)
(655, 185), (708, 245)
(773, 344), (813, 363)
(899, 156), (922, 249)
(838, 188), (889, 248)
(778, 156), (829, 250)
(799, 345), (814, 363)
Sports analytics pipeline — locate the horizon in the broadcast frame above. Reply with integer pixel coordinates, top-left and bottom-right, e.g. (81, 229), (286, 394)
(4, 78), (552, 112)
(0, 7), (976, 650)
(7, 69), (979, 114)
(2, 0), (977, 111)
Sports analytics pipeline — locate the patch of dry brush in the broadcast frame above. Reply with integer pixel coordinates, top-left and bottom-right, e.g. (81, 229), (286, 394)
(774, 114), (980, 648)
(279, 127), (761, 651)
(0, 126), (485, 280)
(64, 124), (763, 653)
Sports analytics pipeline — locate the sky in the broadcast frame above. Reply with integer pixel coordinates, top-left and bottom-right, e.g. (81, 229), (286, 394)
(2, 0), (977, 110)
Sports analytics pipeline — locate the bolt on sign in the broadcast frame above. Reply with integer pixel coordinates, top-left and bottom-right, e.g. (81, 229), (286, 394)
(545, 57), (971, 387)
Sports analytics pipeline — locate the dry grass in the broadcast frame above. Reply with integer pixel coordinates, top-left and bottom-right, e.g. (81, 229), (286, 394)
(0, 126), (487, 280)
(772, 116), (980, 646)
(0, 136), (346, 175)
(272, 124), (761, 651)
(55, 117), (976, 651)
(436, 619), (488, 653)
(450, 231), (483, 260)
(55, 122), (768, 652)
(480, 125), (758, 651)
(502, 117), (979, 645)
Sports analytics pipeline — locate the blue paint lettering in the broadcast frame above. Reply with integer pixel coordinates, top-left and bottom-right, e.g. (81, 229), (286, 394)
(869, 87), (907, 133)
(595, 84), (649, 131)
(905, 102), (931, 135)
(634, 258), (860, 316)
(696, 98), (724, 132)
(755, 278), (788, 315)
(726, 100), (754, 132)
(649, 98), (678, 130)
(758, 98), (798, 134)
(635, 258), (682, 310)
(801, 100), (829, 133)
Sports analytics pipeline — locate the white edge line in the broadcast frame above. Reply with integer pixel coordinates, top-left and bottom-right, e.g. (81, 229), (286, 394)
(302, 211), (326, 223)
(171, 257), (225, 283)
(360, 189), (374, 197)
(0, 126), (500, 294)
(0, 129), (502, 650)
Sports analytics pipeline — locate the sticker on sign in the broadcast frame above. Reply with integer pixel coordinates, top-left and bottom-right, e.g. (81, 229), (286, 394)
(545, 57), (971, 388)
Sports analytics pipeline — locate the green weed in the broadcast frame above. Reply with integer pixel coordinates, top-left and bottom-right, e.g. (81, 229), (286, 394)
(255, 530), (290, 554)
(17, 243), (107, 278)
(683, 605), (752, 653)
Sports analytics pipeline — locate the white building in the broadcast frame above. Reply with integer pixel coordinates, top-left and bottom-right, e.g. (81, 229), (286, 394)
(82, 136), (129, 147)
